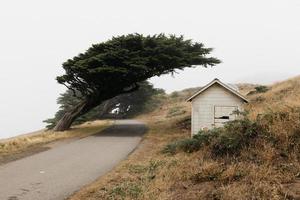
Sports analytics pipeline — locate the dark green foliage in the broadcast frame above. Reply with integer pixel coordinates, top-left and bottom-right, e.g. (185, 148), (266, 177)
(162, 129), (220, 154)
(57, 34), (220, 98)
(212, 119), (261, 155)
(54, 33), (220, 131)
(163, 118), (262, 156)
(193, 128), (221, 144)
(247, 85), (269, 96)
(177, 138), (202, 153)
(255, 85), (269, 93)
(162, 136), (206, 154)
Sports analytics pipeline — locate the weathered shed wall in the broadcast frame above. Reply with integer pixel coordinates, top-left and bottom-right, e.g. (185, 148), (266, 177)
(191, 84), (245, 135)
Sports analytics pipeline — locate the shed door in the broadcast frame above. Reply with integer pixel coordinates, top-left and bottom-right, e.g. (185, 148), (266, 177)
(214, 106), (237, 127)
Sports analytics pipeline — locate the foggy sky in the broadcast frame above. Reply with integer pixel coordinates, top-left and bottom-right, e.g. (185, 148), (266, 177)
(0, 0), (300, 138)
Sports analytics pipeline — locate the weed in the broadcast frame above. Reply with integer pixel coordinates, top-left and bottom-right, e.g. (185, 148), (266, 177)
(162, 142), (178, 155)
(109, 182), (143, 199)
(128, 164), (147, 174)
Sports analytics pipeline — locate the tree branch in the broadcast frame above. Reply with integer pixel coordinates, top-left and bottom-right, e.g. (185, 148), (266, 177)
(121, 83), (140, 94)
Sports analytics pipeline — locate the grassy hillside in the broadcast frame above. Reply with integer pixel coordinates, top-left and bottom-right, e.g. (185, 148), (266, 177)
(247, 75), (300, 118)
(70, 76), (300, 200)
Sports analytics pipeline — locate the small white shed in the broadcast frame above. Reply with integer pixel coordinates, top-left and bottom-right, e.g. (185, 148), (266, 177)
(187, 79), (249, 136)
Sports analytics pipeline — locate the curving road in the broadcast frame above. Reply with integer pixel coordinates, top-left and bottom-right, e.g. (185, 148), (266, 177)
(0, 120), (146, 200)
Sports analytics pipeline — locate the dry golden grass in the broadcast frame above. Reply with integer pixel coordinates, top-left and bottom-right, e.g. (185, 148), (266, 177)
(247, 75), (300, 118)
(70, 114), (295, 199)
(69, 76), (300, 200)
(0, 120), (110, 164)
(236, 83), (258, 95)
(69, 113), (190, 200)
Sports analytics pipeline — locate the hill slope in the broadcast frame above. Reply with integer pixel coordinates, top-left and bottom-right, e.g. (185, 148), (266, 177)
(247, 75), (300, 117)
(70, 76), (300, 200)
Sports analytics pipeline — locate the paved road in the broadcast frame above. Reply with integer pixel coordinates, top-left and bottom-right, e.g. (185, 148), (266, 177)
(0, 120), (146, 200)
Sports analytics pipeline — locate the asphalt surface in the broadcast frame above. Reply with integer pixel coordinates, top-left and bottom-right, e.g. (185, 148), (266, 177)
(0, 120), (146, 200)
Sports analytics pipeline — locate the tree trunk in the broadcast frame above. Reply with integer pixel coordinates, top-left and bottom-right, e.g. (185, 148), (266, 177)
(53, 98), (96, 131)
(53, 86), (139, 132)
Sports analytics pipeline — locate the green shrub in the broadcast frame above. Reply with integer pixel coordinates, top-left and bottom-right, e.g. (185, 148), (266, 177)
(211, 119), (261, 156)
(162, 129), (221, 154)
(163, 117), (263, 156)
(162, 138), (202, 154)
(247, 85), (268, 96)
(193, 128), (221, 144)
(255, 85), (269, 93)
(177, 138), (201, 153)
(162, 142), (178, 155)
(212, 133), (243, 156)
(162, 138), (201, 154)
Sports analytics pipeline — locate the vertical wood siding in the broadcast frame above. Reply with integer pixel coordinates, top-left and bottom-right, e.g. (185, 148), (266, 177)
(191, 84), (245, 135)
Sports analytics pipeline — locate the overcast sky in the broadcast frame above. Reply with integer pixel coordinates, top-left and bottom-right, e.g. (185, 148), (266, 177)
(0, 0), (300, 138)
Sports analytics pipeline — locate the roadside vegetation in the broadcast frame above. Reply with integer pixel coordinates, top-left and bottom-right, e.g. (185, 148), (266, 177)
(0, 120), (110, 165)
(69, 75), (300, 200)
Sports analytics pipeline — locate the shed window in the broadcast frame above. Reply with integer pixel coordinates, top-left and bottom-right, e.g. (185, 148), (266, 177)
(214, 106), (238, 127)
(215, 116), (230, 120)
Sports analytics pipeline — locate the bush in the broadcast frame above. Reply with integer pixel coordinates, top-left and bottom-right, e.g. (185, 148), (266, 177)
(163, 117), (263, 156)
(211, 119), (262, 156)
(247, 85), (269, 96)
(212, 133), (243, 156)
(193, 128), (221, 144)
(162, 138), (201, 154)
(178, 138), (202, 153)
(163, 107), (300, 157)
(255, 85), (269, 93)
(162, 142), (178, 155)
(162, 128), (221, 154)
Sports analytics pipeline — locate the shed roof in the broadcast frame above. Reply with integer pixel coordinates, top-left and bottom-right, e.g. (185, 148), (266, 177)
(186, 78), (249, 103)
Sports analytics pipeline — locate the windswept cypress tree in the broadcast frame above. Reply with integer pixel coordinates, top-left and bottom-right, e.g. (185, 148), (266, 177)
(54, 34), (220, 131)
